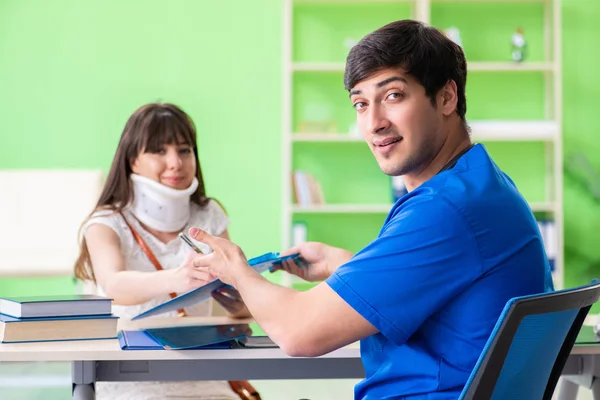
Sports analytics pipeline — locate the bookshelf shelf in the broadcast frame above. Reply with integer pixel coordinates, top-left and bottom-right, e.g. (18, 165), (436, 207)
(292, 62), (345, 72)
(291, 204), (393, 214)
(292, 62), (554, 73)
(529, 202), (556, 213)
(291, 202), (554, 214)
(283, 0), (563, 288)
(292, 134), (363, 142)
(431, 0), (547, 3)
(294, 0), (413, 3)
(291, 121), (559, 143)
(469, 120), (559, 141)
(468, 62), (554, 72)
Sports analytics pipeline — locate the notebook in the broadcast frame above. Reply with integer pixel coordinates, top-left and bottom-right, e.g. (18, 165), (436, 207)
(118, 330), (164, 350)
(119, 324), (246, 350)
(132, 252), (299, 320)
(0, 294), (112, 319)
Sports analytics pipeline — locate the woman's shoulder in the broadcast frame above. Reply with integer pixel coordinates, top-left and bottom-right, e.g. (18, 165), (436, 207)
(87, 208), (124, 226)
(83, 208), (129, 238)
(189, 198), (230, 236)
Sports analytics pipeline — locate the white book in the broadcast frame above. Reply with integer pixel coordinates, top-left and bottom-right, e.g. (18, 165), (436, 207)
(294, 171), (312, 206)
(292, 223), (307, 246)
(545, 220), (557, 260)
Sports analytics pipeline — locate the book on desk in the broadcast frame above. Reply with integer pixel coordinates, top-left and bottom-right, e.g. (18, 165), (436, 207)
(0, 294), (117, 344)
(119, 324), (278, 350)
(119, 325), (244, 350)
(0, 294), (112, 319)
(0, 313), (118, 343)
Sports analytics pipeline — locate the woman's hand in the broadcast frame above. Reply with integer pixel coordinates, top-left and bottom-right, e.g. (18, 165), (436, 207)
(168, 252), (216, 294)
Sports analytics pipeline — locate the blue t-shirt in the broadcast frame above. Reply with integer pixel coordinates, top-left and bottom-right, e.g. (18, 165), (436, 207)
(326, 144), (553, 399)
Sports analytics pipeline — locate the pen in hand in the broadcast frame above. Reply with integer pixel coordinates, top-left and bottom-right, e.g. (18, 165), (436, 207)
(178, 233), (240, 301)
(178, 232), (204, 254)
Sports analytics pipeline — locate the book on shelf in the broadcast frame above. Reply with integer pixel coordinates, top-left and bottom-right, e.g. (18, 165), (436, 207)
(292, 170), (325, 206)
(0, 313), (118, 343)
(391, 176), (408, 202)
(292, 222), (307, 246)
(0, 294), (112, 319)
(537, 218), (557, 272)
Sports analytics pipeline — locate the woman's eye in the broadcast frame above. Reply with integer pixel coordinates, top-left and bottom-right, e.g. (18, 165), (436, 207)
(387, 92), (403, 100)
(179, 148), (192, 155)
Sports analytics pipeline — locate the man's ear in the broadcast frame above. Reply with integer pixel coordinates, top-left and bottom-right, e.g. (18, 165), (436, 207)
(439, 80), (458, 117)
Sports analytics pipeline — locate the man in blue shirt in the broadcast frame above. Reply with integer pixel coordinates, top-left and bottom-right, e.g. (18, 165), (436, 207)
(187, 19), (553, 399)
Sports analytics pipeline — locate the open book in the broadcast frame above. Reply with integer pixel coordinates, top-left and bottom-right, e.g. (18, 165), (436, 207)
(132, 252), (299, 320)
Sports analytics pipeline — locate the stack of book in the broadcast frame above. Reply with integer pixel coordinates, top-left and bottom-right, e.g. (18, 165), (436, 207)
(0, 294), (117, 343)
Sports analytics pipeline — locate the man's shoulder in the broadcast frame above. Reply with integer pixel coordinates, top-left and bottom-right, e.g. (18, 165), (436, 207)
(391, 185), (467, 219)
(420, 153), (526, 219)
(386, 191), (473, 240)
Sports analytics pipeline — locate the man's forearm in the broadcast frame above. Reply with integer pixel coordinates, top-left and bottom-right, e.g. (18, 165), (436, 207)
(237, 268), (309, 354)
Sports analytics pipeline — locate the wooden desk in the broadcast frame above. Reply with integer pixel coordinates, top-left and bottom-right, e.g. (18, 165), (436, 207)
(0, 316), (363, 400)
(3, 316), (598, 400)
(558, 325), (600, 400)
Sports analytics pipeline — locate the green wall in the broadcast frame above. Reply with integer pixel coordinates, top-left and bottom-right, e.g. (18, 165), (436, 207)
(0, 0), (599, 303)
(562, 0), (600, 293)
(0, 0), (284, 294)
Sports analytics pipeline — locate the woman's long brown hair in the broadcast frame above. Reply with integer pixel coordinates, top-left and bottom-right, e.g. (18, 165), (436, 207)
(73, 103), (210, 281)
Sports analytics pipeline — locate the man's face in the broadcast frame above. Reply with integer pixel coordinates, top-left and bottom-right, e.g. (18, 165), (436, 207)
(349, 68), (446, 176)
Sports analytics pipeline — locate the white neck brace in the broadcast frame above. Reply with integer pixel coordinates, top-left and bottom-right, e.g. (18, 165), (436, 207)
(129, 173), (199, 232)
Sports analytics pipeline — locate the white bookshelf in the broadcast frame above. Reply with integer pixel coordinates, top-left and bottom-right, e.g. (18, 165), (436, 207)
(292, 121), (558, 142)
(282, 0), (563, 288)
(292, 202), (555, 214)
(293, 61), (554, 73)
(292, 204), (393, 214)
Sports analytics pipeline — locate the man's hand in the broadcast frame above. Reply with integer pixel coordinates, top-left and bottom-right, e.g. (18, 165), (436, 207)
(275, 242), (354, 282)
(187, 227), (256, 288)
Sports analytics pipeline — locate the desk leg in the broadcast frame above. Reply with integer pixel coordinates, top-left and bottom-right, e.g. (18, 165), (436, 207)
(72, 361), (96, 400)
(557, 378), (580, 400)
(592, 378), (600, 400)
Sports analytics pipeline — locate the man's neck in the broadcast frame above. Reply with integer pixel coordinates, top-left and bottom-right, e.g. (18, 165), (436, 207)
(403, 128), (472, 192)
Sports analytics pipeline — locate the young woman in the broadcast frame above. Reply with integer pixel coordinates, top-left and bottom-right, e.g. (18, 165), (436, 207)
(74, 103), (252, 400)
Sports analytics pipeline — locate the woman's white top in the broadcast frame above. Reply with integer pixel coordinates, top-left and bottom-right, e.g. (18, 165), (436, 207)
(83, 200), (240, 400)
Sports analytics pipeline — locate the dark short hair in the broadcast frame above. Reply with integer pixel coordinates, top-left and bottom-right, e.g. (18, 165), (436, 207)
(344, 19), (467, 120)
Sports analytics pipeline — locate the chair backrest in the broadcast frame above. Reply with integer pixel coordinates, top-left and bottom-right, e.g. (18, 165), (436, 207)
(459, 280), (600, 400)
